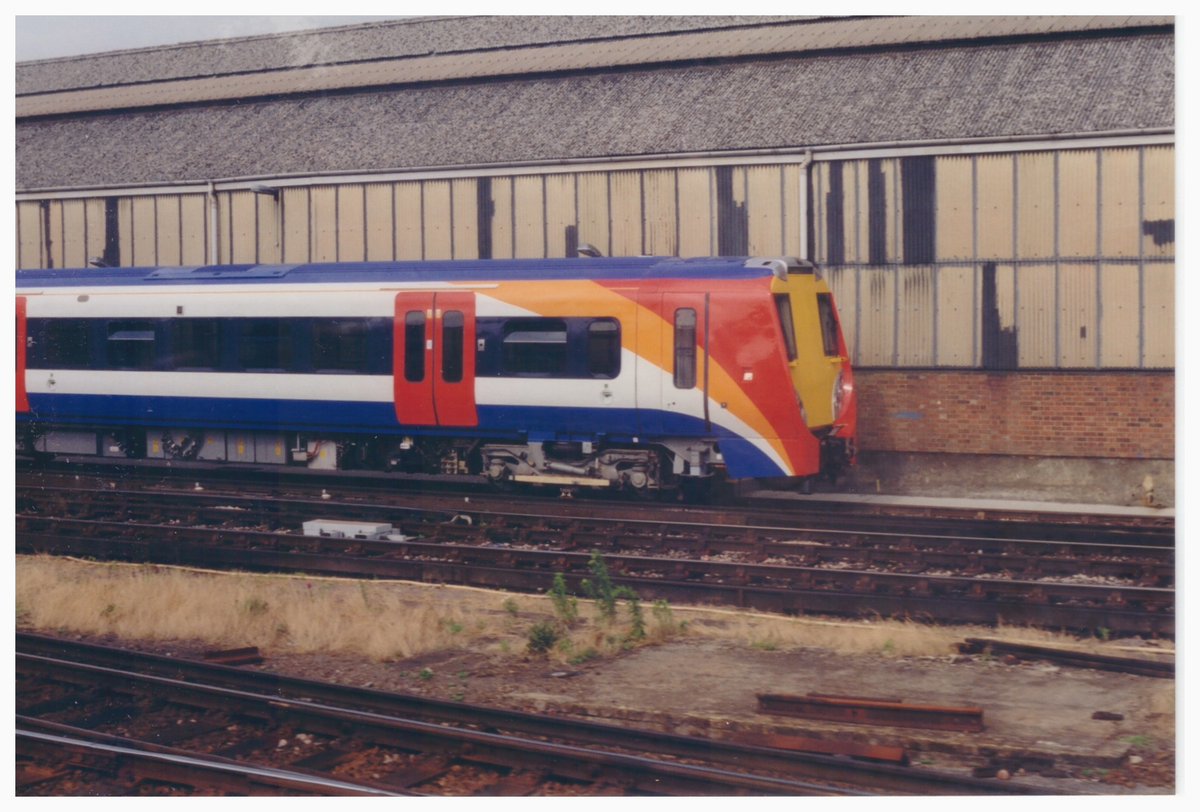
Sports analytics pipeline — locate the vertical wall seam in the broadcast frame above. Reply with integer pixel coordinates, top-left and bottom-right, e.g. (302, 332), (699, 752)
(1095, 150), (1103, 368)
(1012, 155), (1019, 369)
(971, 155), (979, 367)
(1053, 151), (1061, 367)
(1138, 147), (1146, 368)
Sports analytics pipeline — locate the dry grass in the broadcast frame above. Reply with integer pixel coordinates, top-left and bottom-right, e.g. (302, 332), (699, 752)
(16, 555), (1170, 664)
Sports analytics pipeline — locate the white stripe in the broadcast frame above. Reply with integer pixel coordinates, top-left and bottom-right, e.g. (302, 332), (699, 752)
(26, 370), (393, 402)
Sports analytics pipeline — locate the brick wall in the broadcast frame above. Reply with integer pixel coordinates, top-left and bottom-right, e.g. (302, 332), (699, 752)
(854, 370), (1174, 459)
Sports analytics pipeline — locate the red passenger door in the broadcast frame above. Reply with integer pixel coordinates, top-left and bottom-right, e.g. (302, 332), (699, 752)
(394, 292), (477, 428)
(17, 296), (29, 413)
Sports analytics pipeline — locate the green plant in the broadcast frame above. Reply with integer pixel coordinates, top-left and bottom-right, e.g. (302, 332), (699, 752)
(502, 597), (521, 616)
(881, 639), (896, 655)
(625, 593), (645, 641)
(443, 619), (464, 635)
(569, 647), (600, 665)
(417, 667), (434, 681)
(527, 621), (560, 655)
(1123, 735), (1152, 748)
(751, 638), (778, 652)
(582, 553), (620, 620)
(549, 573), (579, 625)
(243, 597), (269, 616)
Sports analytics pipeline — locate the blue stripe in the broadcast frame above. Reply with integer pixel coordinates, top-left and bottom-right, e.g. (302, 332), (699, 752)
(17, 257), (773, 289)
(22, 393), (788, 478)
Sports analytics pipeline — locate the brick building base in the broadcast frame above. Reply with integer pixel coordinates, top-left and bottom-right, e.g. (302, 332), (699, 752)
(853, 370), (1174, 460)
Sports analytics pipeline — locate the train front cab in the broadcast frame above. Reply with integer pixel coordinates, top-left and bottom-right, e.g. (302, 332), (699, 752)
(769, 259), (858, 482)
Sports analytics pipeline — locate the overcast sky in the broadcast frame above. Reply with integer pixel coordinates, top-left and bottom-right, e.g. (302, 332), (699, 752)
(14, 15), (403, 62)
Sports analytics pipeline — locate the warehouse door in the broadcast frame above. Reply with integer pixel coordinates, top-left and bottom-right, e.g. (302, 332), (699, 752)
(394, 291), (478, 427)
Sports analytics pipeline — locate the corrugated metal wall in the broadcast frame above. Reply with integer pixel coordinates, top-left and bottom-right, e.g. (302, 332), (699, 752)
(15, 144), (1174, 370)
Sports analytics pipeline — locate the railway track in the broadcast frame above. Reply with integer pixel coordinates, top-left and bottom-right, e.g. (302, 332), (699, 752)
(16, 633), (1049, 796)
(16, 476), (1174, 635)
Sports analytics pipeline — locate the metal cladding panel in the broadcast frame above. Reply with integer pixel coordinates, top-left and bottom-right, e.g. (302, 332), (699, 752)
(393, 182), (423, 260)
(677, 168), (713, 258)
(1016, 264), (1057, 367)
(1016, 153), (1055, 260)
(643, 170), (677, 257)
(1100, 264), (1140, 367)
(782, 165), (804, 259)
(365, 183), (395, 261)
(882, 159), (901, 264)
(339, 184), (366, 262)
(489, 176), (514, 259)
(1143, 146), (1175, 259)
(514, 175), (545, 259)
(747, 166), (783, 256)
(577, 173), (610, 258)
(281, 187), (309, 264)
(610, 171), (642, 257)
(897, 265), (934, 365)
(855, 160), (872, 265)
(131, 197), (158, 266)
(976, 155), (1014, 261)
(118, 198), (134, 267)
(936, 155), (974, 261)
(826, 266), (858, 362)
(452, 178), (480, 260)
(309, 186), (338, 262)
(227, 191), (257, 264)
(857, 267), (896, 366)
(181, 195), (207, 265)
(545, 174), (575, 259)
(156, 197), (181, 266)
(423, 181), (452, 260)
(936, 265), (976, 366)
(1058, 150), (1099, 258)
(1143, 263), (1174, 368)
(1101, 148), (1140, 258)
(1057, 264), (1098, 367)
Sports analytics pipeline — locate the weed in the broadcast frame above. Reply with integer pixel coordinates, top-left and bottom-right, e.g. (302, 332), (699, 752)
(417, 667), (434, 681)
(569, 647), (600, 665)
(100, 603), (118, 619)
(625, 594), (645, 641)
(451, 690), (466, 701)
(751, 639), (778, 652)
(1123, 735), (1152, 748)
(498, 640), (511, 654)
(881, 639), (896, 655)
(581, 553), (620, 620)
(243, 597), (269, 616)
(457, 670), (469, 679)
(502, 597), (520, 617)
(1096, 627), (1112, 642)
(527, 621), (560, 655)
(444, 619), (464, 635)
(549, 573), (579, 625)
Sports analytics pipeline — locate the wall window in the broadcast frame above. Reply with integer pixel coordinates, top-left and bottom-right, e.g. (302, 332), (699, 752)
(673, 308), (697, 389)
(34, 319), (91, 368)
(404, 311), (426, 382)
(501, 318), (568, 377)
(106, 320), (156, 369)
(774, 295), (799, 361)
(238, 319), (292, 370)
(313, 319), (369, 373)
(441, 310), (464, 383)
(171, 319), (221, 369)
(586, 319), (621, 378)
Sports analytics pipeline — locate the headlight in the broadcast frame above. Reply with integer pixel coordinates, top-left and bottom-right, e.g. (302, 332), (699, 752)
(831, 370), (845, 419)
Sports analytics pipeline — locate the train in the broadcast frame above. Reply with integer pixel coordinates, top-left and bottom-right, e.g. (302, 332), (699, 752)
(16, 256), (857, 496)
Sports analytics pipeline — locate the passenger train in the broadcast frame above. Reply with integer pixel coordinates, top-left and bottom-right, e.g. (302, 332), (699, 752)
(17, 256), (857, 496)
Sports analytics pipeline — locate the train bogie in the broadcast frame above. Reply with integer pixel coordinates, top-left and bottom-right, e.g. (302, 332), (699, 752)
(17, 257), (857, 493)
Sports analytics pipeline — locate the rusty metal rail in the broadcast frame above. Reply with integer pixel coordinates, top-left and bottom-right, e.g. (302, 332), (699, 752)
(959, 638), (1175, 679)
(15, 510), (1175, 634)
(17, 633), (1050, 795)
(758, 693), (985, 733)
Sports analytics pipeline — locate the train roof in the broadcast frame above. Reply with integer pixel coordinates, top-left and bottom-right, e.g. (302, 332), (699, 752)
(15, 256), (804, 289)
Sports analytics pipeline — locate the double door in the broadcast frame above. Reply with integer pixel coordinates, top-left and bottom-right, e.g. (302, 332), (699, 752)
(393, 291), (477, 427)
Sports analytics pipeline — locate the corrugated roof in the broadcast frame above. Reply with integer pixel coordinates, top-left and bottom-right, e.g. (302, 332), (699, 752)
(16, 33), (1174, 191)
(17, 15), (1173, 118)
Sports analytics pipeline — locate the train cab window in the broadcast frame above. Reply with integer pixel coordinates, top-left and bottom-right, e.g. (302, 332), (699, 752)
(816, 293), (840, 356)
(774, 295), (799, 362)
(313, 319), (369, 373)
(502, 319), (567, 376)
(238, 320), (292, 371)
(38, 319), (91, 368)
(171, 319), (221, 369)
(586, 319), (621, 378)
(673, 309), (697, 389)
(106, 320), (157, 370)
(404, 311), (426, 382)
(441, 311), (465, 383)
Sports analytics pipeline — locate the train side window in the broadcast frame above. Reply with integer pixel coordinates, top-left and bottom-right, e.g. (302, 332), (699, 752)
(37, 319), (91, 368)
(442, 311), (464, 383)
(586, 319), (621, 378)
(774, 295), (799, 362)
(501, 319), (568, 377)
(673, 308), (697, 389)
(816, 293), (840, 356)
(404, 311), (426, 382)
(313, 319), (369, 373)
(238, 319), (292, 371)
(106, 320), (157, 370)
(171, 319), (221, 369)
